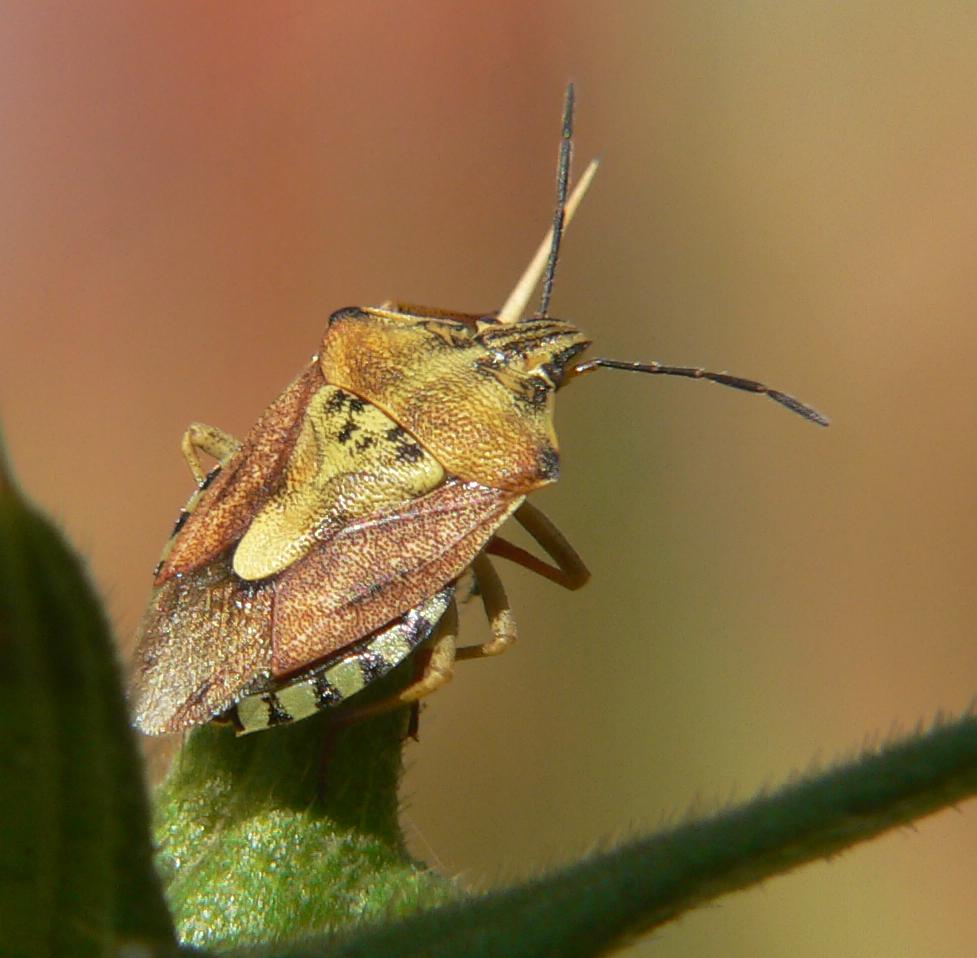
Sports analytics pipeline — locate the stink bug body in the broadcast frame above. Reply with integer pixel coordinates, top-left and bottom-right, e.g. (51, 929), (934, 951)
(130, 85), (827, 736)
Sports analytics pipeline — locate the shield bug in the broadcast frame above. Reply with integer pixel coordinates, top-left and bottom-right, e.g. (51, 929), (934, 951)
(130, 84), (827, 736)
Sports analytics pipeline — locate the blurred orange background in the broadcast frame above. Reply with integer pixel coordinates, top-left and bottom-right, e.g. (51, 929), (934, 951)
(3, 4), (976, 956)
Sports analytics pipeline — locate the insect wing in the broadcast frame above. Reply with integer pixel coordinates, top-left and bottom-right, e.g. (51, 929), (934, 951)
(272, 478), (523, 675)
(131, 479), (517, 732)
(130, 554), (275, 734)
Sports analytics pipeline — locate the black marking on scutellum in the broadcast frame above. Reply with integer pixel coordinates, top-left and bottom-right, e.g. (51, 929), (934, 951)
(395, 441), (425, 463)
(326, 388), (349, 412)
(337, 418), (358, 443)
(384, 424), (425, 462)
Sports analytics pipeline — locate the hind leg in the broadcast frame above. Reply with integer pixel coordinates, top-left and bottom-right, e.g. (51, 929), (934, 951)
(331, 599), (459, 728)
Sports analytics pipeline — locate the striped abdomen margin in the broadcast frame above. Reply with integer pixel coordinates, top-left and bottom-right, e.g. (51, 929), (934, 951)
(232, 585), (455, 734)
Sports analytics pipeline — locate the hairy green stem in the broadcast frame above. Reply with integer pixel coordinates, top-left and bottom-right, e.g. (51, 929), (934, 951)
(154, 705), (461, 951)
(266, 712), (977, 958)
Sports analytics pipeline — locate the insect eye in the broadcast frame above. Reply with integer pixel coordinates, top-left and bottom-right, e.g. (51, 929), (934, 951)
(535, 342), (589, 389)
(528, 373), (552, 403)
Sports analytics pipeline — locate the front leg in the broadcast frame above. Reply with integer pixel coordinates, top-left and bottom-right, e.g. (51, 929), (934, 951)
(180, 422), (242, 484)
(486, 501), (591, 591)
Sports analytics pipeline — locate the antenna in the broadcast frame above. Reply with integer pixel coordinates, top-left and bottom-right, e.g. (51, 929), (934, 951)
(572, 358), (830, 426)
(539, 82), (575, 318)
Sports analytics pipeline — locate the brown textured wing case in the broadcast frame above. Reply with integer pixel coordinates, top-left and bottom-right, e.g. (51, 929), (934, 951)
(130, 555), (275, 733)
(132, 479), (520, 732)
(272, 479), (522, 674)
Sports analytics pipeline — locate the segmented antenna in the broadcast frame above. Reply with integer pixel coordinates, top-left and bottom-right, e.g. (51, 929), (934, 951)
(573, 358), (830, 426)
(539, 82), (575, 318)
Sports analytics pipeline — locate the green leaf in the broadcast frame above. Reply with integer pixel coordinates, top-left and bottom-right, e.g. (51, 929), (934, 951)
(0, 434), (177, 957)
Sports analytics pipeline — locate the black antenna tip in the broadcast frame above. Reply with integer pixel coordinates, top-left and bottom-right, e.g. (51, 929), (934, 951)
(563, 82), (575, 127)
(768, 391), (831, 426)
(539, 84), (576, 318)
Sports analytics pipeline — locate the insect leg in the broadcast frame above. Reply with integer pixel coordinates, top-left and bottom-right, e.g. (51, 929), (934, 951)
(180, 422), (242, 484)
(486, 501), (591, 591)
(330, 599), (459, 727)
(395, 606), (458, 703)
(456, 554), (518, 660)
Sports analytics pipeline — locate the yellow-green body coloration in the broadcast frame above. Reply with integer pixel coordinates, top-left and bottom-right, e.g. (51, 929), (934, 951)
(234, 381), (446, 581)
(130, 307), (590, 735)
(320, 308), (586, 491)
